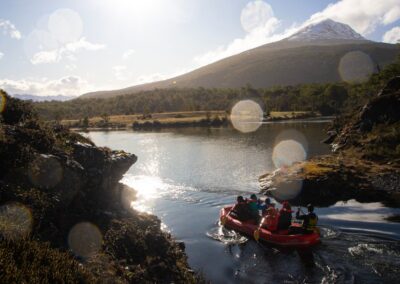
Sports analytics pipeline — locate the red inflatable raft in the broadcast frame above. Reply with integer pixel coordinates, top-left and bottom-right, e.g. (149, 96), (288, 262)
(220, 206), (320, 248)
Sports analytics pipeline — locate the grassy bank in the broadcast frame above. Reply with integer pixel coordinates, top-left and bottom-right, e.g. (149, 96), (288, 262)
(62, 110), (318, 130)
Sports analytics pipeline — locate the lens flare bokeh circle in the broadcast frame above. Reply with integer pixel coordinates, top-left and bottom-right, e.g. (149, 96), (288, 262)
(0, 203), (33, 240)
(48, 9), (83, 44)
(28, 155), (63, 189)
(338, 51), (374, 83)
(272, 140), (307, 168)
(272, 129), (308, 168)
(274, 129), (308, 153)
(68, 222), (103, 258)
(230, 100), (264, 133)
(269, 178), (303, 201)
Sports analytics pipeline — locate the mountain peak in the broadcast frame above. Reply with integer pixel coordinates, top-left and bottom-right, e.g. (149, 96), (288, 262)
(287, 19), (366, 42)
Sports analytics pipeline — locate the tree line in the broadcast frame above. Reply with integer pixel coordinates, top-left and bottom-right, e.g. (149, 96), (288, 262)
(32, 54), (400, 121)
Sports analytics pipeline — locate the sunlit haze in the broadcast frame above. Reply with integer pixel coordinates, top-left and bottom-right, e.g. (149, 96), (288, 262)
(0, 0), (399, 97)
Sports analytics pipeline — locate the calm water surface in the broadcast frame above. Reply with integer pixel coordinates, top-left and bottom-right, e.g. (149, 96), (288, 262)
(84, 121), (400, 284)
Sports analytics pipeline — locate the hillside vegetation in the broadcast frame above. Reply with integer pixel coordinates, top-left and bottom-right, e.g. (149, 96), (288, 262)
(33, 53), (400, 123)
(81, 40), (398, 99)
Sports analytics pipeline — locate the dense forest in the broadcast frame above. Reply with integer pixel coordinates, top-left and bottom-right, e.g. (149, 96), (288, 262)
(33, 54), (400, 121)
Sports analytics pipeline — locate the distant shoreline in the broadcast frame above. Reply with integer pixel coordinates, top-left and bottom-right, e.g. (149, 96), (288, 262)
(69, 113), (332, 132)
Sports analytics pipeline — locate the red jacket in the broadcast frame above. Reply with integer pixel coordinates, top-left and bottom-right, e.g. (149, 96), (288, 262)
(262, 208), (278, 231)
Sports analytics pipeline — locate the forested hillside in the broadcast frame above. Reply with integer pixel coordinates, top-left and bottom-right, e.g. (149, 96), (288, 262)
(33, 54), (400, 122)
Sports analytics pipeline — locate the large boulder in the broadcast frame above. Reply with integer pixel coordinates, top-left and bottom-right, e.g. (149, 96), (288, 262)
(358, 77), (400, 132)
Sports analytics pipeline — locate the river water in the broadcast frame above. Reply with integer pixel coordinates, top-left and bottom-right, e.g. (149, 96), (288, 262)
(83, 121), (400, 284)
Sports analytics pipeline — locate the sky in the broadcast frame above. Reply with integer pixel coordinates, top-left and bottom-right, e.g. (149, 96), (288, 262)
(0, 0), (399, 97)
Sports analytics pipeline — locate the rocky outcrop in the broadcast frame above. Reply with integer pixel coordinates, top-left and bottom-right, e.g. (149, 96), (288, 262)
(0, 93), (198, 283)
(260, 77), (400, 207)
(333, 76), (400, 150)
(259, 155), (400, 207)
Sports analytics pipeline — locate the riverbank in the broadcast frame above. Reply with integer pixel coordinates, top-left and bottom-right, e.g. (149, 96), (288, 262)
(63, 110), (320, 130)
(0, 92), (199, 283)
(260, 77), (400, 207)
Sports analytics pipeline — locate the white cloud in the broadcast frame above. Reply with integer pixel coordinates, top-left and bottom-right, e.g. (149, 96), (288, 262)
(122, 49), (136, 60)
(0, 19), (22, 39)
(65, 63), (77, 71)
(113, 65), (129, 81)
(383, 6), (400, 25)
(132, 67), (193, 85)
(31, 50), (59, 64)
(194, 0), (400, 67)
(134, 73), (167, 85)
(24, 9), (105, 65)
(308, 0), (400, 35)
(65, 37), (105, 52)
(0, 51), (3, 60)
(0, 76), (91, 97)
(383, 26), (400, 43)
(194, 1), (284, 67)
(30, 37), (105, 64)
(240, 0), (275, 33)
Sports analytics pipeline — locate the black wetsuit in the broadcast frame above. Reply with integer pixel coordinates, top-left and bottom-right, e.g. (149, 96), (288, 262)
(231, 202), (252, 221)
(277, 209), (292, 230)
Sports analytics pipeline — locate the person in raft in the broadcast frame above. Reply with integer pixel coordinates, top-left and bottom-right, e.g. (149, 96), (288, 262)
(230, 196), (252, 221)
(248, 194), (261, 222)
(257, 197), (272, 215)
(277, 201), (293, 230)
(291, 204), (318, 234)
(260, 206), (279, 231)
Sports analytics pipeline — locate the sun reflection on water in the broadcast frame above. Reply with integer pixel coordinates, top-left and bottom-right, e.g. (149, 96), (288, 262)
(121, 174), (199, 214)
(121, 175), (167, 213)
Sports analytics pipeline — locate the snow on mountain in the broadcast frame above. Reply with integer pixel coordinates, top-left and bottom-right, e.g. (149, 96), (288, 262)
(287, 19), (366, 41)
(10, 94), (75, 102)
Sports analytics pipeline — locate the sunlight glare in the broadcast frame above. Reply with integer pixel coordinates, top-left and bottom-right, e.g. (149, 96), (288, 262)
(121, 174), (168, 213)
(101, 0), (164, 21)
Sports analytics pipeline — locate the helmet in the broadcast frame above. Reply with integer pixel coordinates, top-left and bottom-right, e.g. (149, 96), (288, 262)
(307, 204), (314, 212)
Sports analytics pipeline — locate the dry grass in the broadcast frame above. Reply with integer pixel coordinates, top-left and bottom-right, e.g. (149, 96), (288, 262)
(269, 111), (317, 118)
(62, 110), (318, 127)
(62, 110), (227, 126)
(302, 161), (334, 177)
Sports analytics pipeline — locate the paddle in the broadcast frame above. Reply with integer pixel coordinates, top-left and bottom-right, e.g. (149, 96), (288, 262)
(253, 217), (265, 242)
(220, 206), (234, 226)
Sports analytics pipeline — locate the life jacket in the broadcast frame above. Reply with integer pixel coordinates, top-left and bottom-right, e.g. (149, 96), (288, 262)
(306, 213), (318, 231)
(264, 209), (278, 231)
(247, 198), (259, 215)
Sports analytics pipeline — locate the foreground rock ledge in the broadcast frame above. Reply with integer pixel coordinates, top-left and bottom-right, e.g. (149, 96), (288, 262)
(0, 93), (199, 283)
(259, 154), (400, 207)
